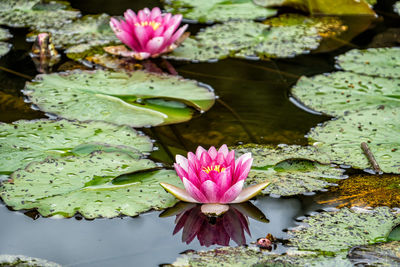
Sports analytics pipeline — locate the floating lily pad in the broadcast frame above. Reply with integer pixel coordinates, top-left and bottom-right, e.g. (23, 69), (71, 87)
(0, 254), (61, 267)
(167, 15), (345, 62)
(348, 241), (400, 266)
(171, 246), (352, 267)
(336, 47), (400, 78)
(0, 0), (80, 31)
(0, 27), (12, 58)
(309, 108), (400, 173)
(0, 151), (182, 218)
(291, 71), (400, 117)
(252, 0), (375, 14)
(30, 14), (119, 49)
(163, 0), (277, 23)
(235, 144), (344, 196)
(395, 2), (400, 16)
(288, 207), (400, 253)
(24, 70), (215, 127)
(0, 119), (152, 174)
(317, 174), (400, 208)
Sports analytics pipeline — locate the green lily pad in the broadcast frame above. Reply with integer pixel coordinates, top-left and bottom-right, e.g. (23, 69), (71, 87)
(336, 47), (400, 78)
(0, 119), (152, 174)
(30, 14), (119, 49)
(395, 2), (400, 16)
(288, 207), (400, 253)
(252, 0), (375, 14)
(0, 0), (80, 31)
(291, 71), (400, 117)
(0, 151), (182, 218)
(348, 241), (400, 266)
(0, 27), (12, 58)
(235, 145), (344, 197)
(24, 70), (216, 127)
(317, 174), (400, 208)
(309, 108), (400, 173)
(163, 0), (277, 23)
(167, 15), (345, 62)
(0, 254), (61, 267)
(171, 246), (352, 267)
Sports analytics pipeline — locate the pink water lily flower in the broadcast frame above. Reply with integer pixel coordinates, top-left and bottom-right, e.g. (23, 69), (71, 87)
(160, 145), (269, 215)
(109, 7), (188, 60)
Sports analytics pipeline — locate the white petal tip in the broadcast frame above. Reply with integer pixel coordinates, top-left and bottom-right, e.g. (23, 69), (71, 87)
(160, 183), (198, 203)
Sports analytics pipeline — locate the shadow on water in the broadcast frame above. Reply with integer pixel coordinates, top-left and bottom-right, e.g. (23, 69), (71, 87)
(0, 0), (399, 266)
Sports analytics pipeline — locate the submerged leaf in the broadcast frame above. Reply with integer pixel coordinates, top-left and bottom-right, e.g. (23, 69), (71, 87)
(317, 174), (400, 208)
(309, 108), (400, 174)
(288, 207), (400, 253)
(0, 119), (152, 174)
(163, 0), (277, 23)
(0, 0), (80, 31)
(235, 144), (344, 196)
(0, 254), (61, 267)
(348, 241), (400, 266)
(0, 152), (182, 218)
(24, 70), (215, 127)
(167, 15), (345, 62)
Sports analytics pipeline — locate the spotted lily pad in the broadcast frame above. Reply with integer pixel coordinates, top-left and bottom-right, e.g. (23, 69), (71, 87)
(309, 108), (400, 173)
(171, 246), (352, 266)
(288, 207), (400, 253)
(163, 0), (277, 23)
(235, 145), (344, 197)
(317, 174), (400, 208)
(336, 47), (400, 78)
(291, 71), (400, 117)
(0, 27), (12, 58)
(348, 241), (400, 266)
(252, 0), (375, 14)
(30, 14), (119, 50)
(0, 254), (61, 267)
(0, 0), (80, 31)
(24, 70), (215, 127)
(0, 151), (182, 218)
(0, 119), (152, 174)
(167, 15), (345, 62)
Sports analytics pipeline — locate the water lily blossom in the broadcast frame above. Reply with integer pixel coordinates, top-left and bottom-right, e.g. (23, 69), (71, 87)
(109, 7), (188, 60)
(160, 145), (269, 215)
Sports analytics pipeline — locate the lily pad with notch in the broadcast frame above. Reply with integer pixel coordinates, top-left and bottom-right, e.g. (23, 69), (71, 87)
(0, 151), (182, 218)
(167, 15), (345, 62)
(24, 69), (216, 127)
(0, 0), (80, 31)
(234, 144), (345, 197)
(0, 119), (152, 175)
(288, 207), (400, 253)
(163, 0), (277, 24)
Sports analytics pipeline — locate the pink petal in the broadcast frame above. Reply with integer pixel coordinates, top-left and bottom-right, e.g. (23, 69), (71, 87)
(175, 154), (188, 171)
(231, 181), (270, 204)
(196, 146), (207, 160)
(215, 168), (232, 193)
(163, 13), (172, 24)
(182, 207), (205, 244)
(165, 14), (182, 32)
(174, 163), (188, 181)
(200, 151), (212, 167)
(200, 180), (219, 203)
(223, 210), (246, 245)
(146, 36), (165, 54)
(124, 9), (138, 25)
(220, 180), (244, 203)
(160, 183), (199, 203)
(168, 24), (188, 45)
(218, 144), (229, 157)
(225, 150), (235, 166)
(182, 177), (208, 203)
(150, 7), (162, 20)
(236, 152), (252, 166)
(236, 158), (253, 182)
(208, 146), (218, 160)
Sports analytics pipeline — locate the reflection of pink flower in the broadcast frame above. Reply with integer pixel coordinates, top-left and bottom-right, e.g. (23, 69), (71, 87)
(110, 7), (188, 60)
(161, 145), (269, 206)
(174, 205), (250, 247)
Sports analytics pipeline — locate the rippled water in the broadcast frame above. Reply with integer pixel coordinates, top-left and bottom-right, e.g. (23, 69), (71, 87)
(0, 0), (399, 266)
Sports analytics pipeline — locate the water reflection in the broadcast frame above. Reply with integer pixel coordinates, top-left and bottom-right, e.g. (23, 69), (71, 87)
(160, 202), (268, 247)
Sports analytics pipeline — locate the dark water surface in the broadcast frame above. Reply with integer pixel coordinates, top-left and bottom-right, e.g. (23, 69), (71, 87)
(0, 0), (399, 266)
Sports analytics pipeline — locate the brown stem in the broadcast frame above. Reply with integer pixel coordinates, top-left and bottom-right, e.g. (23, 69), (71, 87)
(0, 66), (32, 80)
(361, 142), (381, 173)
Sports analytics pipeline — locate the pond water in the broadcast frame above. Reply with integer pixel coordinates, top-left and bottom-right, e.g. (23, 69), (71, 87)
(0, 0), (399, 266)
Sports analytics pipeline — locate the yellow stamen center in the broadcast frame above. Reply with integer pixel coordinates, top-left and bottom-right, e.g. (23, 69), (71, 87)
(135, 21), (161, 31)
(202, 165), (226, 174)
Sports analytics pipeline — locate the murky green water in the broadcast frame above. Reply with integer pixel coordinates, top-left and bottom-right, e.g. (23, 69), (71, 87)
(0, 0), (399, 266)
